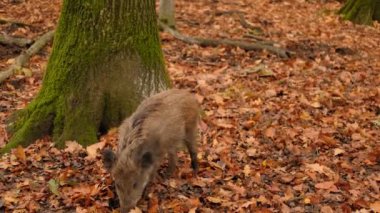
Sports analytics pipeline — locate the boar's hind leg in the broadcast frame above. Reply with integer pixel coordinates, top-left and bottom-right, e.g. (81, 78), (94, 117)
(184, 129), (198, 175)
(165, 152), (178, 178)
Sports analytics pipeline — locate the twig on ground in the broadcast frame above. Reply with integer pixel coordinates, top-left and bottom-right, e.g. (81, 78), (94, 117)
(0, 30), (55, 83)
(0, 34), (33, 47)
(215, 10), (257, 31)
(0, 18), (30, 27)
(159, 21), (291, 58)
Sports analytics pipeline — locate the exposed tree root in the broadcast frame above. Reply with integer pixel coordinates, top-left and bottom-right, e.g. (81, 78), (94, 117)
(159, 22), (292, 58)
(0, 34), (32, 47)
(0, 30), (54, 84)
(1, 100), (55, 154)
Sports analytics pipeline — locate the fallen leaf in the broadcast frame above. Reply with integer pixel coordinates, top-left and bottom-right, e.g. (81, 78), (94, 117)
(310, 101), (322, 108)
(2, 191), (18, 205)
(148, 194), (159, 213)
(320, 205), (334, 213)
(280, 175), (295, 184)
(300, 111), (312, 121)
(48, 179), (60, 196)
(64, 141), (83, 153)
(258, 69), (275, 77)
(14, 146), (26, 162)
(265, 89), (277, 98)
(305, 163), (337, 179)
(207, 196), (224, 204)
(333, 148), (345, 156)
(304, 198), (311, 204)
(315, 181), (336, 190)
(214, 120), (234, 129)
(86, 141), (105, 159)
(370, 201), (380, 212)
(246, 148), (258, 157)
(264, 127), (276, 139)
(281, 203), (291, 213)
(372, 119), (380, 127)
(257, 195), (268, 204)
(243, 164), (251, 176)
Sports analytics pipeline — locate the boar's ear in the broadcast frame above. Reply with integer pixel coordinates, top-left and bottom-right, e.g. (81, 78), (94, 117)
(102, 149), (117, 171)
(141, 152), (153, 168)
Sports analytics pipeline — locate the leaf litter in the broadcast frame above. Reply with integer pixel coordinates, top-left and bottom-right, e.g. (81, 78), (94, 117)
(1, 0), (380, 212)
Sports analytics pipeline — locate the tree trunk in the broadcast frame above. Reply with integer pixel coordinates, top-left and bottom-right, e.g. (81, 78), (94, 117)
(159, 0), (176, 28)
(339, 0), (380, 25)
(1, 0), (171, 154)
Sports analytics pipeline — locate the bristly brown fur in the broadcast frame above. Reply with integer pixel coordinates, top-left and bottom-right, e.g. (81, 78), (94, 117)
(103, 89), (200, 212)
(131, 101), (162, 129)
(119, 101), (162, 152)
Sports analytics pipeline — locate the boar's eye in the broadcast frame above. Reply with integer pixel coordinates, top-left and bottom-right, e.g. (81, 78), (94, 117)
(133, 182), (137, 188)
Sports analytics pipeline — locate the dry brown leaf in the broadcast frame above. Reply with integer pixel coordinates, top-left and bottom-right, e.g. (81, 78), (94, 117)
(320, 205), (334, 213)
(14, 145), (26, 162)
(243, 165), (251, 176)
(207, 196), (225, 204)
(333, 148), (345, 156)
(265, 89), (277, 98)
(148, 194), (159, 213)
(310, 101), (322, 108)
(370, 201), (380, 212)
(264, 127), (276, 139)
(257, 195), (268, 204)
(305, 163), (337, 179)
(315, 181), (336, 190)
(281, 203), (291, 213)
(86, 141), (105, 159)
(246, 148), (258, 157)
(214, 120), (234, 129)
(64, 141), (83, 153)
(304, 198), (311, 204)
(300, 111), (312, 121)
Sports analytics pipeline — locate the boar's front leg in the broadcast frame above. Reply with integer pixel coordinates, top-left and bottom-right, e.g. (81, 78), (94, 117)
(165, 151), (178, 178)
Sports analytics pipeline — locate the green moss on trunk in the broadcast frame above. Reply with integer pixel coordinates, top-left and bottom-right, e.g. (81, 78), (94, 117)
(1, 0), (171, 154)
(339, 0), (379, 25)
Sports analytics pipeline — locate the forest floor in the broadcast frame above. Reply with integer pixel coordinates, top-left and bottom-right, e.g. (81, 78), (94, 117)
(1, 0), (380, 212)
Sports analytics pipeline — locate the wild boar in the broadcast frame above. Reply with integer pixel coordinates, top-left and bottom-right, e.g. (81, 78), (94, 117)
(102, 89), (200, 212)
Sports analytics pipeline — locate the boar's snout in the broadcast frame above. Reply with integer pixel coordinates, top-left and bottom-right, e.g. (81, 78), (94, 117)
(120, 203), (134, 213)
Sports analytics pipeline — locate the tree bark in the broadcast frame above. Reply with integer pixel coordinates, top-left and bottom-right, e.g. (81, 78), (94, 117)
(1, 0), (171, 154)
(339, 0), (380, 25)
(159, 0), (176, 28)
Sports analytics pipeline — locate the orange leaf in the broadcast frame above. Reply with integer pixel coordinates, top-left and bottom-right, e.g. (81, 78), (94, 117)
(148, 194), (159, 213)
(14, 145), (26, 162)
(370, 201), (380, 212)
(207, 196), (225, 204)
(264, 127), (276, 139)
(320, 206), (334, 213)
(315, 181), (336, 190)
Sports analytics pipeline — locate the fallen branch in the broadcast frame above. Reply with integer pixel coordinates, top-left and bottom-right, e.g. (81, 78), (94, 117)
(0, 30), (55, 83)
(0, 18), (30, 27)
(0, 34), (33, 47)
(159, 22), (291, 58)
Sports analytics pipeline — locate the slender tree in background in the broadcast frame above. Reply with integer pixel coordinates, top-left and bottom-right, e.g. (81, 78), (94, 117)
(339, 0), (380, 25)
(159, 0), (176, 28)
(1, 0), (171, 154)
